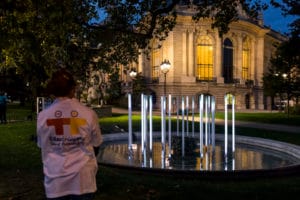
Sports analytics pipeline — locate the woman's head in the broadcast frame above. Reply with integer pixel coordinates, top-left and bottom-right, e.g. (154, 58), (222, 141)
(46, 69), (76, 97)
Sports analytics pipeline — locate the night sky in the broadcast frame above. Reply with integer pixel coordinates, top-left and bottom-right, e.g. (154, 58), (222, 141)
(262, 0), (296, 34)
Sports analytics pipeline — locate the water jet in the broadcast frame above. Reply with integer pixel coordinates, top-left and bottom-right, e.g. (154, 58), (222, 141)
(97, 94), (300, 178)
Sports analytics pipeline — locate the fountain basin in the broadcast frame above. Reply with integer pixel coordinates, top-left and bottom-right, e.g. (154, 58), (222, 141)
(97, 132), (300, 178)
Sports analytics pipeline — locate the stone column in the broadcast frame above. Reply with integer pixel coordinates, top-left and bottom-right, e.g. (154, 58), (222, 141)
(255, 37), (265, 87)
(139, 53), (148, 77)
(182, 31), (187, 76)
(250, 37), (255, 82)
(215, 33), (223, 83)
(188, 30), (194, 76)
(236, 34), (243, 81)
(168, 32), (174, 83)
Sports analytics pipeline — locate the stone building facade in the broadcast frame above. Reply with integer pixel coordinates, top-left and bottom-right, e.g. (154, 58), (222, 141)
(132, 4), (286, 111)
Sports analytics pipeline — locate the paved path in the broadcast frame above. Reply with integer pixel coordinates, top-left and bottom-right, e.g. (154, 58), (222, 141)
(112, 107), (300, 134)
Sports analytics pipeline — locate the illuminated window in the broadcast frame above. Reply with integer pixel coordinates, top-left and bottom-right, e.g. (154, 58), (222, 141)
(242, 38), (250, 80)
(196, 36), (213, 81)
(151, 41), (160, 82)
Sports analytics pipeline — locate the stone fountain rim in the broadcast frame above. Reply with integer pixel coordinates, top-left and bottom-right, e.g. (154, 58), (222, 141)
(98, 132), (300, 179)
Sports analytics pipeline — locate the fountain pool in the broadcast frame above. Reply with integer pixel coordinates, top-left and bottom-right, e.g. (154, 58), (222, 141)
(97, 133), (300, 173)
(97, 94), (300, 177)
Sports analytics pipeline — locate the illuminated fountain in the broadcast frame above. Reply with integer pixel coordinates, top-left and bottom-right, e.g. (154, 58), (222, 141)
(98, 93), (300, 175)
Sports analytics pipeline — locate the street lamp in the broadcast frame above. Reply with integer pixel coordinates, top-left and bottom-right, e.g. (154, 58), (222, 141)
(129, 69), (137, 94)
(129, 70), (137, 80)
(282, 73), (287, 79)
(160, 59), (171, 97)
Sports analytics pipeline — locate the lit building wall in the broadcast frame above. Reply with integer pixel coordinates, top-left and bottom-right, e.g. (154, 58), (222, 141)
(136, 6), (285, 111)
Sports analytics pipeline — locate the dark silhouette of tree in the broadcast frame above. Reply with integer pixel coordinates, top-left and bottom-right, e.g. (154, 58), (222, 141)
(1, 0), (266, 99)
(266, 0), (300, 110)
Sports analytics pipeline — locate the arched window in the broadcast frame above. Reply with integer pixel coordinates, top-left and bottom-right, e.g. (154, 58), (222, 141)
(151, 40), (161, 82)
(242, 37), (251, 80)
(196, 36), (213, 81)
(223, 38), (234, 83)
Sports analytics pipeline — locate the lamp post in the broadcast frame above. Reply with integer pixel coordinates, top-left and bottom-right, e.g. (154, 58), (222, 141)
(128, 69), (137, 154)
(160, 59), (171, 97)
(282, 73), (290, 118)
(128, 69), (137, 109)
(274, 71), (290, 117)
(129, 69), (137, 94)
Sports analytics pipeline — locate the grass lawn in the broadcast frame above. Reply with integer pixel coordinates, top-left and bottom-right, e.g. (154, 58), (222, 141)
(215, 111), (300, 126)
(0, 104), (300, 199)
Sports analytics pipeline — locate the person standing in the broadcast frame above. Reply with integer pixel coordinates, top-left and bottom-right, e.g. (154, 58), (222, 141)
(0, 91), (7, 124)
(37, 68), (103, 200)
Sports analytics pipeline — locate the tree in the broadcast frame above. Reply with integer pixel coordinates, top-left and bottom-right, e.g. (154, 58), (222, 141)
(266, 0), (300, 111)
(1, 0), (266, 99)
(106, 67), (122, 104)
(263, 41), (300, 113)
(1, 0), (100, 98)
(131, 72), (148, 108)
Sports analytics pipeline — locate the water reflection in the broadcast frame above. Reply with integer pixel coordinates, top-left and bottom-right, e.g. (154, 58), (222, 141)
(97, 140), (298, 171)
